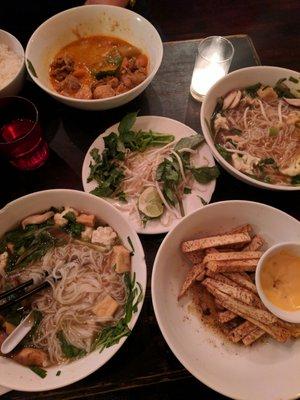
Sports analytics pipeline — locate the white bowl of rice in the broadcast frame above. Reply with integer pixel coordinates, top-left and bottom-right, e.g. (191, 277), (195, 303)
(0, 29), (25, 97)
(201, 66), (300, 191)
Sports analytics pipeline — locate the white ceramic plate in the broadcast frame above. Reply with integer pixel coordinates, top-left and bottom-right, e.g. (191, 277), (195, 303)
(82, 116), (216, 234)
(152, 201), (300, 400)
(0, 189), (146, 392)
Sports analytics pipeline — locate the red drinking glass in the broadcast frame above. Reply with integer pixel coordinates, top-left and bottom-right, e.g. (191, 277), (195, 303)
(0, 96), (49, 170)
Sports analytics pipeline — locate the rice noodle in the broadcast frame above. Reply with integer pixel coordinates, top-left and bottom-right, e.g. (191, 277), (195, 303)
(215, 93), (300, 185)
(11, 243), (126, 365)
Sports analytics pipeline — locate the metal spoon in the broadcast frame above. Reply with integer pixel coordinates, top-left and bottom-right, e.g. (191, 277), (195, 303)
(1, 312), (34, 354)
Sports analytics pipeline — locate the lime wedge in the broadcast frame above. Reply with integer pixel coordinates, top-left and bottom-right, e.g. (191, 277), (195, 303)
(138, 187), (164, 218)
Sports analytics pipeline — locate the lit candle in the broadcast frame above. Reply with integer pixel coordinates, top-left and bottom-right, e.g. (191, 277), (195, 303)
(190, 37), (234, 102)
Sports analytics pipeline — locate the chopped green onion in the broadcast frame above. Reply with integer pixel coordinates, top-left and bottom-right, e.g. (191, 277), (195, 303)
(289, 76), (299, 84)
(127, 236), (135, 255)
(29, 366), (47, 379)
(269, 127), (279, 137)
(183, 187), (192, 194)
(197, 196), (208, 206)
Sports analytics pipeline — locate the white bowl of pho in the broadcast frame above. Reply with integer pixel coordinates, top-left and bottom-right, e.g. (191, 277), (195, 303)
(0, 189), (146, 391)
(25, 5), (163, 110)
(201, 66), (300, 190)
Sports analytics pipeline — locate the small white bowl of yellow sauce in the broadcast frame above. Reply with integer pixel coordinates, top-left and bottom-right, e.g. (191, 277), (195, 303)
(256, 242), (300, 323)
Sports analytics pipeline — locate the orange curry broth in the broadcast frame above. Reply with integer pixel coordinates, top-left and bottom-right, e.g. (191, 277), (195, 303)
(50, 35), (147, 91)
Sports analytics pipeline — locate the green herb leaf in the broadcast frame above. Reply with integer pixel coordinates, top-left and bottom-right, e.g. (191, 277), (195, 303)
(183, 187), (192, 194)
(274, 78), (296, 98)
(57, 331), (86, 359)
(269, 127), (279, 137)
(56, 370), (61, 376)
(191, 166), (220, 184)
(291, 175), (300, 185)
(26, 59), (38, 78)
(174, 135), (204, 151)
(62, 214), (84, 238)
(29, 366), (47, 379)
(118, 112), (138, 136)
(216, 144), (232, 162)
(289, 76), (299, 84)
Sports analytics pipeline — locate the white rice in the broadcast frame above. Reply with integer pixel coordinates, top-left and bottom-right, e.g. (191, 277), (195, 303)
(0, 43), (22, 90)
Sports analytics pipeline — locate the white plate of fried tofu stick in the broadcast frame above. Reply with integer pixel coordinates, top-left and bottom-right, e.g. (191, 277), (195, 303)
(152, 200), (300, 400)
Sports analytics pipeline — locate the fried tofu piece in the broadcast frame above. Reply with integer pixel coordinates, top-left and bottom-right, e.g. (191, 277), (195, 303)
(206, 259), (258, 273)
(203, 251), (262, 263)
(3, 321), (16, 335)
(13, 348), (49, 367)
(111, 245), (131, 273)
(182, 233), (251, 253)
(178, 263), (205, 299)
(92, 295), (119, 318)
(76, 213), (96, 227)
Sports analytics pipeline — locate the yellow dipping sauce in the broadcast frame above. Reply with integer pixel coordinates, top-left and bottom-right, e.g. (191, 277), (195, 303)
(261, 250), (300, 311)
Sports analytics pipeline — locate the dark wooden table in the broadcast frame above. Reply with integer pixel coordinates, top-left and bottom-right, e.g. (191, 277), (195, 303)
(0, 2), (299, 400)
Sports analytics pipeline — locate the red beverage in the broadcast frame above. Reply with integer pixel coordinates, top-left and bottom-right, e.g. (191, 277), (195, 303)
(0, 97), (49, 170)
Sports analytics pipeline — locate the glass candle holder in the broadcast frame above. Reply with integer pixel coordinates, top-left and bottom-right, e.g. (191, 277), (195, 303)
(190, 36), (234, 102)
(0, 96), (49, 170)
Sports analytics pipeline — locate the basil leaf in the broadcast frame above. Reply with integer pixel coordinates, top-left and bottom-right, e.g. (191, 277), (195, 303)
(245, 83), (261, 97)
(118, 112), (138, 135)
(216, 144), (232, 162)
(174, 135), (204, 151)
(192, 166), (220, 183)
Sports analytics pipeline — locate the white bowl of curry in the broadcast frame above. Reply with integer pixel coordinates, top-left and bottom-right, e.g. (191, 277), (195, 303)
(25, 5), (163, 110)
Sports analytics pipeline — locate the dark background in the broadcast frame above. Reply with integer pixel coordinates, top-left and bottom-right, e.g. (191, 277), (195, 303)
(0, 1), (299, 399)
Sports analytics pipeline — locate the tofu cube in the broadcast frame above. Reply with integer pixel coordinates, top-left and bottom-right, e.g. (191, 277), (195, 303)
(76, 214), (96, 227)
(111, 245), (131, 273)
(92, 295), (119, 318)
(81, 227), (94, 241)
(3, 321), (16, 335)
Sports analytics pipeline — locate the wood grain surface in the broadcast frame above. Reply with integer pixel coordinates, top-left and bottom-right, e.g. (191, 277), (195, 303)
(0, 1), (299, 399)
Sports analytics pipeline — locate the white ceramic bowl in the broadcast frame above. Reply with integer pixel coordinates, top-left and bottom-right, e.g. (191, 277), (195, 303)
(0, 29), (25, 97)
(25, 5), (163, 110)
(152, 200), (300, 400)
(256, 242), (300, 323)
(200, 66), (300, 191)
(0, 189), (146, 391)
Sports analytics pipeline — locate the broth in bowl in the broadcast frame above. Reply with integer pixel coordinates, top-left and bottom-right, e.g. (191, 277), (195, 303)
(49, 35), (148, 100)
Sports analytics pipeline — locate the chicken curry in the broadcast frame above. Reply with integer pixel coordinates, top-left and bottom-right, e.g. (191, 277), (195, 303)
(49, 35), (148, 100)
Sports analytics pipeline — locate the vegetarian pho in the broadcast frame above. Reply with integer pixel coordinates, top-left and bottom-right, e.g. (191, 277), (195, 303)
(49, 35), (148, 100)
(211, 77), (300, 186)
(0, 207), (141, 376)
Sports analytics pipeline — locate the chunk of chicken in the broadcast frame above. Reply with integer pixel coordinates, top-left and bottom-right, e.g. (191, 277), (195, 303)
(91, 226), (117, 248)
(111, 245), (131, 273)
(135, 54), (148, 68)
(214, 114), (229, 131)
(280, 155), (300, 176)
(50, 56), (74, 82)
(285, 111), (300, 126)
(232, 153), (260, 175)
(92, 295), (119, 318)
(92, 84), (115, 99)
(21, 211), (54, 229)
(13, 348), (49, 367)
(74, 84), (92, 100)
(58, 75), (81, 95)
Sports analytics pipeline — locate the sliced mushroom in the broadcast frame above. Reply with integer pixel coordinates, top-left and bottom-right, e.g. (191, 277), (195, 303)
(222, 90), (238, 110)
(229, 90), (242, 109)
(21, 211), (54, 229)
(283, 97), (300, 107)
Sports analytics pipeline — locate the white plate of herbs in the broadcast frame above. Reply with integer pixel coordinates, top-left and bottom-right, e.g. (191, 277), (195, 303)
(82, 114), (217, 234)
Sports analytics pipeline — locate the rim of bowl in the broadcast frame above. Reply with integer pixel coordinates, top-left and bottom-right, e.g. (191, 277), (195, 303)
(0, 29), (25, 92)
(25, 5), (163, 104)
(200, 65), (300, 191)
(255, 241), (300, 323)
(152, 199), (300, 400)
(0, 189), (147, 392)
